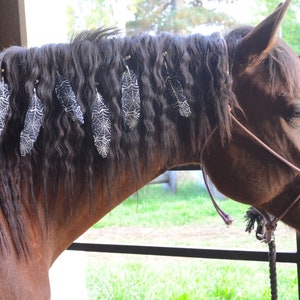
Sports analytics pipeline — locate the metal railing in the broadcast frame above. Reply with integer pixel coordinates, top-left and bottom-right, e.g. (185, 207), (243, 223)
(68, 236), (300, 298)
(68, 167), (300, 298)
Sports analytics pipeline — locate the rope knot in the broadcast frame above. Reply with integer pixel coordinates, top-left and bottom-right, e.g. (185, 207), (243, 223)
(245, 207), (277, 244)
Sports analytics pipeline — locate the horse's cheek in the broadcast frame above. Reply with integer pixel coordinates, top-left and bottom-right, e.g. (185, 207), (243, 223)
(203, 143), (282, 206)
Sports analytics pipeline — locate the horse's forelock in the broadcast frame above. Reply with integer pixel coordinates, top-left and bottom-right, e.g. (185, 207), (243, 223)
(268, 41), (300, 100)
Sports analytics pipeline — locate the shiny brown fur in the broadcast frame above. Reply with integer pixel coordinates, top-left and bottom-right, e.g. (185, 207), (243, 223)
(1, 1), (299, 298)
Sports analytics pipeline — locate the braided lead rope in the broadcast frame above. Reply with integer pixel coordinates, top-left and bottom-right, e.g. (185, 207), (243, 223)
(254, 195), (300, 300)
(259, 211), (278, 300)
(245, 207), (278, 300)
(269, 240), (278, 300)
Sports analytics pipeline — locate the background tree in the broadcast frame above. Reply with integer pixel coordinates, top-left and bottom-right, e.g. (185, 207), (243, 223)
(66, 0), (300, 53)
(126, 0), (238, 34)
(66, 0), (118, 37)
(252, 0), (300, 53)
(67, 0), (239, 37)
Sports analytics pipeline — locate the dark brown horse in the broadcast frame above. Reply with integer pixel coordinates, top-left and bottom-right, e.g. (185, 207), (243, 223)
(0, 0), (299, 298)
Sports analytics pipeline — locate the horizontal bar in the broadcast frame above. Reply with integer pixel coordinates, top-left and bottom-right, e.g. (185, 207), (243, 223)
(68, 243), (300, 264)
(171, 165), (200, 171)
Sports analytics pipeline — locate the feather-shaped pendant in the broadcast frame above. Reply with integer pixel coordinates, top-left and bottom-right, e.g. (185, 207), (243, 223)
(20, 88), (44, 156)
(55, 73), (84, 124)
(164, 53), (191, 118)
(91, 91), (111, 158)
(166, 71), (191, 117)
(121, 66), (141, 130)
(0, 78), (10, 136)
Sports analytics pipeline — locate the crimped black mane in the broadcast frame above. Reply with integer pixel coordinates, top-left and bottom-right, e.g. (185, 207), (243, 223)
(0, 28), (239, 256)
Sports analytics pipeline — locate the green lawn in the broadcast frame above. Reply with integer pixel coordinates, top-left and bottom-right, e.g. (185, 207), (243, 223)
(84, 173), (298, 300)
(93, 181), (247, 228)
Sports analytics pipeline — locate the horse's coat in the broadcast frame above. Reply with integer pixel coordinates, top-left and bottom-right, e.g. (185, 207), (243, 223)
(0, 0), (300, 298)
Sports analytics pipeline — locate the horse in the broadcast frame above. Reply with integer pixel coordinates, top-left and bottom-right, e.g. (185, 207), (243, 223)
(0, 0), (299, 298)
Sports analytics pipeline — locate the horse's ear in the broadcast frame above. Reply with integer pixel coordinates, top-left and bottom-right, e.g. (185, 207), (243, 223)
(236, 0), (291, 63)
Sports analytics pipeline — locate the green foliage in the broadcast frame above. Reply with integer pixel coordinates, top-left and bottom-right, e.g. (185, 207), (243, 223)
(66, 0), (240, 37)
(253, 0), (300, 54)
(126, 0), (237, 34)
(66, 0), (300, 53)
(66, 0), (117, 37)
(93, 183), (247, 228)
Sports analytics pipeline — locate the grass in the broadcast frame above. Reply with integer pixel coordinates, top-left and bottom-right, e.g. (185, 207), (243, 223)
(83, 173), (298, 300)
(93, 181), (247, 228)
(86, 257), (297, 300)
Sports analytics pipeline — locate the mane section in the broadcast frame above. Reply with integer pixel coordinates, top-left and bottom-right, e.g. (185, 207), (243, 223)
(0, 29), (237, 256)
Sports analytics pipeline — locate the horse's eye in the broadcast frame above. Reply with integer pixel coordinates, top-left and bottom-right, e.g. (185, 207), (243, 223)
(285, 103), (300, 126)
(292, 107), (300, 119)
(294, 112), (300, 119)
(286, 105), (300, 125)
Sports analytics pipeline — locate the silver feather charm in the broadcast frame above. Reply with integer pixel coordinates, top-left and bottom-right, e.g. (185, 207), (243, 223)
(121, 65), (141, 130)
(0, 78), (10, 136)
(20, 88), (44, 156)
(164, 53), (191, 118)
(166, 71), (191, 117)
(55, 73), (84, 124)
(91, 91), (111, 158)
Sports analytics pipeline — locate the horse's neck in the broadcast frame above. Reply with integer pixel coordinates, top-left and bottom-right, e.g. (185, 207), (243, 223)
(48, 139), (195, 261)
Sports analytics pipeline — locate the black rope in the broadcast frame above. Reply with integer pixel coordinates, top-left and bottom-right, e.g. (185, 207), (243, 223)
(268, 239), (277, 300)
(245, 207), (278, 300)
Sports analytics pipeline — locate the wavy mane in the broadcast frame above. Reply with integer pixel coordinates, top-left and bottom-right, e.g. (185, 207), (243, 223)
(0, 29), (238, 255)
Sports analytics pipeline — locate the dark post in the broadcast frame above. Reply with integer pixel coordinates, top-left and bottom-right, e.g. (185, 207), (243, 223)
(0, 0), (27, 49)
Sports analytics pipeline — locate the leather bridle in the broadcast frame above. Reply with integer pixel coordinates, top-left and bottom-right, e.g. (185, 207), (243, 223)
(230, 112), (300, 243)
(201, 108), (300, 242)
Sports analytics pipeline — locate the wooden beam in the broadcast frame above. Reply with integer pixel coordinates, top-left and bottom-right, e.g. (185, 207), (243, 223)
(0, 0), (27, 49)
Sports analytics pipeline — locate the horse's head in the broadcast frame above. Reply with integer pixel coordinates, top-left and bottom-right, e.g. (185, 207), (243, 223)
(204, 0), (300, 230)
